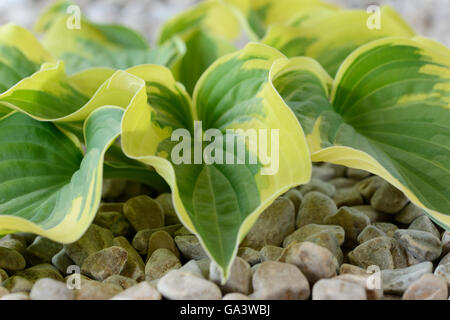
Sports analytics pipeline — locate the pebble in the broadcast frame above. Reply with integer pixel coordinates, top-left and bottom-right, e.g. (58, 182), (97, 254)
(441, 231), (450, 255)
(0, 237), (25, 253)
(98, 202), (124, 213)
(174, 226), (193, 236)
(24, 236), (63, 265)
(381, 261), (433, 294)
(123, 195), (165, 231)
(94, 211), (132, 237)
(408, 216), (440, 238)
(178, 260), (204, 278)
(329, 177), (358, 188)
(2, 276), (33, 293)
(349, 237), (407, 270)
(75, 281), (123, 300)
(296, 192), (337, 228)
(145, 248), (181, 281)
(111, 281), (161, 300)
(324, 206), (370, 244)
(333, 274), (382, 300)
(0, 268), (7, 282)
(434, 252), (450, 286)
(312, 165), (336, 181)
(356, 176), (384, 201)
(30, 278), (74, 300)
(402, 274), (448, 300)
(0, 247), (26, 271)
(395, 203), (426, 224)
(357, 225), (387, 244)
(283, 224), (345, 248)
(210, 257), (251, 294)
(372, 222), (398, 237)
(241, 198), (295, 249)
(64, 224), (114, 266)
(394, 229), (442, 262)
(147, 230), (180, 261)
(312, 279), (367, 300)
(196, 258), (211, 279)
(15, 264), (63, 282)
(0, 287), (8, 298)
(174, 235), (208, 260)
(0, 292), (30, 300)
(132, 225), (181, 254)
(2, 234), (27, 247)
(155, 193), (180, 225)
(51, 249), (75, 275)
(339, 264), (367, 275)
(113, 236), (145, 281)
(103, 275), (137, 289)
(299, 178), (336, 197)
(346, 168), (371, 180)
(222, 293), (251, 300)
(333, 187), (364, 207)
(279, 242), (338, 284)
(237, 247), (261, 266)
(259, 245), (283, 262)
(282, 189), (303, 214)
(158, 270), (222, 300)
(251, 261), (310, 300)
(370, 182), (408, 214)
(351, 205), (390, 223)
(81, 246), (128, 281)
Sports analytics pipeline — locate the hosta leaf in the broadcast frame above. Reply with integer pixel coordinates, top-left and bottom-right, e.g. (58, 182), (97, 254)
(274, 37), (450, 229)
(0, 107), (123, 242)
(157, 0), (241, 94)
(121, 44), (311, 278)
(263, 6), (415, 76)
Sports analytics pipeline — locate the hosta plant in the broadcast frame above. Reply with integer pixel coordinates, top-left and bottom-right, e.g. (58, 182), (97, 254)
(0, 0), (448, 279)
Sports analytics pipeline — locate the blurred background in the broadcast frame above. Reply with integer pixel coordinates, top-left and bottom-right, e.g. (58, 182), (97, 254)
(0, 0), (448, 45)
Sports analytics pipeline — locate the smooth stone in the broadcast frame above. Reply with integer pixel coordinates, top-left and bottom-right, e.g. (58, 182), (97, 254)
(312, 279), (367, 300)
(346, 168), (371, 180)
(0, 247), (26, 271)
(174, 226), (193, 236)
(237, 247), (261, 266)
(196, 258), (211, 279)
(329, 178), (357, 189)
(98, 202), (124, 213)
(123, 195), (165, 231)
(323, 163), (347, 177)
(372, 222), (398, 237)
(15, 264), (63, 283)
(434, 260), (450, 287)
(81, 246), (128, 281)
(102, 179), (126, 199)
(113, 236), (145, 281)
(351, 205), (391, 223)
(441, 231), (449, 255)
(241, 198), (295, 249)
(350, 237), (407, 270)
(312, 165), (336, 181)
(30, 278), (74, 300)
(394, 229), (442, 262)
(251, 261), (310, 300)
(298, 179), (336, 197)
(94, 211), (132, 237)
(283, 224), (345, 248)
(296, 192), (337, 228)
(409, 216), (440, 238)
(132, 225), (182, 254)
(51, 249), (75, 275)
(0, 287), (8, 298)
(103, 275), (137, 289)
(0, 238), (25, 253)
(222, 293), (251, 300)
(282, 189), (303, 214)
(158, 270), (222, 300)
(332, 274), (382, 300)
(210, 257), (251, 295)
(155, 193), (180, 225)
(24, 236), (62, 265)
(0, 292), (30, 300)
(1, 234), (27, 247)
(339, 264), (367, 275)
(356, 176), (384, 201)
(2, 276), (33, 293)
(259, 246), (283, 262)
(333, 187), (364, 207)
(279, 242), (338, 284)
(75, 281), (123, 300)
(111, 281), (161, 300)
(381, 262), (433, 294)
(64, 224), (114, 266)
(324, 206), (370, 244)
(395, 203), (426, 224)
(357, 225), (387, 244)
(145, 248), (181, 281)
(370, 182), (408, 214)
(402, 274), (448, 300)
(178, 260), (204, 278)
(147, 230), (180, 262)
(174, 235), (208, 260)
(0, 268), (7, 282)
(14, 233), (37, 245)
